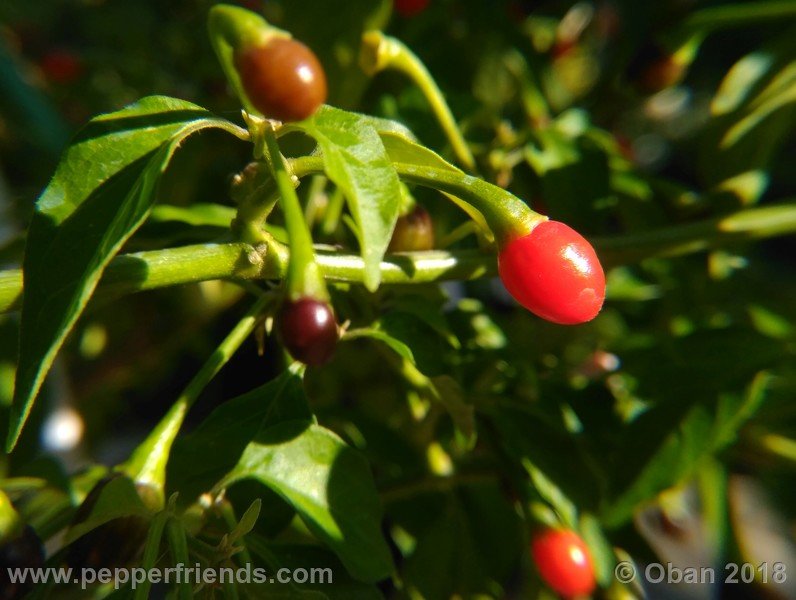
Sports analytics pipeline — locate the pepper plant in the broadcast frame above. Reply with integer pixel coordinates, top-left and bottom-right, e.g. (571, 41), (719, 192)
(1, 0), (796, 598)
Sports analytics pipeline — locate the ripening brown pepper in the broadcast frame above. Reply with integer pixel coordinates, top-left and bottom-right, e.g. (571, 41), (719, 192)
(234, 37), (327, 122)
(389, 205), (435, 252)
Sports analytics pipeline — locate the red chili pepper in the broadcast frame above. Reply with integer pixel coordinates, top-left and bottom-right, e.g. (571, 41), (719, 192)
(498, 220), (605, 324)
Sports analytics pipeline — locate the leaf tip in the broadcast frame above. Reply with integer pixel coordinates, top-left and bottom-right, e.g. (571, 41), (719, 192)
(5, 415), (23, 453)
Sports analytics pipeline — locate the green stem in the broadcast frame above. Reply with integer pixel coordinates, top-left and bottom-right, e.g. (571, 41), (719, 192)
(133, 510), (170, 600)
(438, 220), (479, 249)
(304, 174), (329, 227)
(399, 164), (542, 243)
(1, 203), (796, 315)
(121, 294), (272, 506)
(293, 156), (542, 243)
(230, 162), (280, 244)
(223, 581), (241, 600)
(166, 517), (194, 600)
(262, 123), (328, 301)
(321, 187), (346, 235)
(682, 1), (796, 32)
(361, 31), (476, 171)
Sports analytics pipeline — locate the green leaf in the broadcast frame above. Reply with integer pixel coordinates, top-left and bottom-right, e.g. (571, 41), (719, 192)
(378, 131), (460, 171)
(602, 396), (711, 525)
(402, 500), (487, 599)
(697, 458), (730, 561)
(64, 476), (151, 544)
(601, 372), (771, 527)
(402, 486), (522, 598)
(378, 131), (491, 238)
(303, 106), (403, 291)
(168, 369), (310, 505)
(429, 375), (476, 450)
(347, 320), (475, 447)
(456, 484), (524, 583)
(748, 304), (794, 339)
(246, 535), (384, 599)
(343, 328), (415, 363)
(488, 406), (607, 521)
(522, 459), (578, 528)
(358, 115), (417, 142)
(720, 66), (796, 149)
(525, 129), (611, 230)
(9, 96), (246, 449)
(386, 293), (460, 350)
(219, 421), (393, 583)
(148, 203), (236, 228)
(579, 513), (616, 587)
(712, 371), (772, 449)
(700, 32), (796, 201)
(229, 498), (262, 543)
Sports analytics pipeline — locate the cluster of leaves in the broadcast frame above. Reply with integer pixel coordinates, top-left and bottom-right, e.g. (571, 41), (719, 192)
(1, 0), (796, 599)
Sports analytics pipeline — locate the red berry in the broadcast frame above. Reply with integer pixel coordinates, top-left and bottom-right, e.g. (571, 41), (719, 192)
(395, 0), (429, 17)
(235, 37), (327, 122)
(40, 49), (82, 84)
(389, 205), (435, 252)
(531, 529), (596, 598)
(628, 44), (685, 94)
(277, 298), (338, 366)
(639, 56), (685, 93)
(497, 220), (605, 325)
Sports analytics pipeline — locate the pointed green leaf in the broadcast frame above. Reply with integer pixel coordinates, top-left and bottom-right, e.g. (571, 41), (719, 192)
(403, 486), (522, 598)
(64, 476), (151, 544)
(700, 33), (796, 199)
(303, 106), (402, 291)
(9, 96), (246, 450)
(378, 131), (460, 171)
(712, 371), (772, 448)
(345, 324), (474, 447)
(343, 328), (415, 363)
(229, 498), (262, 543)
(522, 458), (578, 529)
(168, 369), (310, 504)
(579, 513), (616, 587)
(220, 421), (393, 583)
(377, 131), (491, 237)
(602, 372), (771, 527)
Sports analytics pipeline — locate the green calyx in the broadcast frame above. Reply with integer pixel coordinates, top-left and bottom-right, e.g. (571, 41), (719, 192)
(207, 5), (290, 116)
